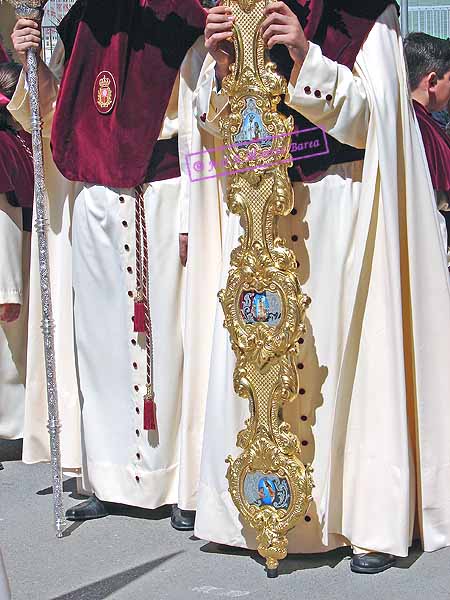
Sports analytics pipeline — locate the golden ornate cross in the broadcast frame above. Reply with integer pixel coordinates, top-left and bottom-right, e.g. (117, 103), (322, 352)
(219, 0), (314, 578)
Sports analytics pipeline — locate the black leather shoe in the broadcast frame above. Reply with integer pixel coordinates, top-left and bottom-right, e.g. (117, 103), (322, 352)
(65, 495), (109, 522)
(351, 552), (396, 574)
(170, 505), (196, 531)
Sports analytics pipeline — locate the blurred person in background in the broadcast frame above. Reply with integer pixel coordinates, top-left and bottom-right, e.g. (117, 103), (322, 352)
(404, 32), (450, 264)
(0, 47), (32, 449)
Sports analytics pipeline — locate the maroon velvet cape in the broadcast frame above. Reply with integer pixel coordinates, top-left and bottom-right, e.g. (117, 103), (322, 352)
(0, 130), (34, 208)
(296, 0), (397, 70)
(0, 38), (33, 208)
(51, 0), (206, 188)
(413, 100), (450, 195)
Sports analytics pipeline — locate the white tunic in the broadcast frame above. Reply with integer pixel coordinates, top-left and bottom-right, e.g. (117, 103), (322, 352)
(8, 60), (83, 471)
(177, 38), (217, 511)
(10, 41), (206, 509)
(72, 176), (184, 507)
(193, 6), (450, 557)
(0, 192), (28, 440)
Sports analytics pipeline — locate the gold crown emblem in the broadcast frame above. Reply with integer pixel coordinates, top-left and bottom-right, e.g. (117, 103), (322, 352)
(99, 75), (111, 88)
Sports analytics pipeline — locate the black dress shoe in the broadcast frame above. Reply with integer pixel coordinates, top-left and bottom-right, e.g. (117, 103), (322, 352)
(351, 552), (396, 574)
(170, 505), (196, 531)
(65, 495), (109, 522)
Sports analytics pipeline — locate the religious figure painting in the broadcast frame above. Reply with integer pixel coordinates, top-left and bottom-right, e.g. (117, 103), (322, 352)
(244, 472), (292, 510)
(234, 98), (272, 148)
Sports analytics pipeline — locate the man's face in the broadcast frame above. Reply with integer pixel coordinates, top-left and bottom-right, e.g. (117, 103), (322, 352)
(430, 69), (450, 112)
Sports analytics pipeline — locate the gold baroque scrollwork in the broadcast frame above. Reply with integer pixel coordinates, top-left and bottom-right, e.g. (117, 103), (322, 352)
(219, 0), (314, 577)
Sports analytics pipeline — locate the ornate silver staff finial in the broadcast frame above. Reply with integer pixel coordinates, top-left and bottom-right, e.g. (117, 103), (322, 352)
(2, 0), (48, 19)
(4, 0), (65, 539)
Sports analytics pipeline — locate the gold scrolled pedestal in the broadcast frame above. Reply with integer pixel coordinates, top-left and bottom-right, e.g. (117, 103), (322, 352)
(219, 0), (314, 578)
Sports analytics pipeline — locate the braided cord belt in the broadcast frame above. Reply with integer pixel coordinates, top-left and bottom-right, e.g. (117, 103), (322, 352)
(134, 185), (156, 430)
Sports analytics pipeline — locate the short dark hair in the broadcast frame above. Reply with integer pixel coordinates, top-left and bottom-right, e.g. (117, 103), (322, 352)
(404, 33), (450, 91)
(0, 62), (21, 131)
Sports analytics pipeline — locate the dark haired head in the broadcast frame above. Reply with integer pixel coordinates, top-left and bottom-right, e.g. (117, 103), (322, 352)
(0, 62), (21, 131)
(404, 32), (450, 91)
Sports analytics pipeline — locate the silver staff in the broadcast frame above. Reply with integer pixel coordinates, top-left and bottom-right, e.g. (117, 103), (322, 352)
(5, 0), (65, 538)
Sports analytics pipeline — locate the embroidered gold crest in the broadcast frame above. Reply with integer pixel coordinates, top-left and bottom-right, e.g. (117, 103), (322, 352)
(93, 71), (117, 115)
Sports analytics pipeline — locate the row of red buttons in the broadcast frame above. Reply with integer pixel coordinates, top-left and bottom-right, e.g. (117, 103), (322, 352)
(297, 346), (309, 442)
(120, 194), (143, 485)
(297, 348), (312, 524)
(304, 86), (333, 102)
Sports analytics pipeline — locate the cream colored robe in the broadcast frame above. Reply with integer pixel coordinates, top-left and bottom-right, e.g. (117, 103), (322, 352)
(178, 38), (218, 511)
(10, 39), (208, 508)
(193, 6), (450, 557)
(0, 193), (28, 440)
(8, 52), (82, 471)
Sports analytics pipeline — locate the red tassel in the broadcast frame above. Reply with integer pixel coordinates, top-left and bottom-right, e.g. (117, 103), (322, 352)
(144, 397), (157, 431)
(134, 300), (145, 333)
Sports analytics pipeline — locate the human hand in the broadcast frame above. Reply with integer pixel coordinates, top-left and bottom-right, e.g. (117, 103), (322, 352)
(11, 18), (42, 69)
(179, 233), (188, 267)
(0, 304), (21, 323)
(205, 4), (236, 85)
(261, 1), (309, 65)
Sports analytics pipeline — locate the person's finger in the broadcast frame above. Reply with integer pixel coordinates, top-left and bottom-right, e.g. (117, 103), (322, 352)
(264, 1), (290, 16)
(14, 42), (40, 51)
(17, 31), (41, 43)
(262, 24), (289, 43)
(205, 27), (233, 40)
(266, 33), (291, 49)
(19, 26), (40, 37)
(19, 26), (41, 37)
(13, 19), (39, 32)
(206, 31), (234, 50)
(261, 12), (290, 33)
(206, 21), (234, 37)
(208, 5), (232, 15)
(207, 12), (235, 23)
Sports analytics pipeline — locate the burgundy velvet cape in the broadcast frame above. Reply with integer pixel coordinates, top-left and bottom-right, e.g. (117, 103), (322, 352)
(0, 130), (34, 209)
(0, 40), (33, 228)
(413, 100), (450, 195)
(295, 0), (397, 70)
(271, 0), (398, 178)
(52, 0), (206, 188)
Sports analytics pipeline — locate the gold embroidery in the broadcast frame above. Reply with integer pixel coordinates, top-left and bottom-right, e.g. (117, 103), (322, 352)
(93, 71), (117, 115)
(97, 74), (113, 109)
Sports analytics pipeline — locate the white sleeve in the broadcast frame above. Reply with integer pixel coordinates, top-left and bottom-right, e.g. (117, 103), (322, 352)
(193, 56), (230, 138)
(178, 38), (209, 233)
(286, 42), (370, 149)
(7, 62), (60, 139)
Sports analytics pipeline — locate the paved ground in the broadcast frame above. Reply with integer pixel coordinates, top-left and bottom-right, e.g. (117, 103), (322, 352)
(2, 439), (450, 600)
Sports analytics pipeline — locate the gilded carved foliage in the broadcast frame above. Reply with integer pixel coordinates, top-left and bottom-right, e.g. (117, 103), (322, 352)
(219, 0), (314, 577)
